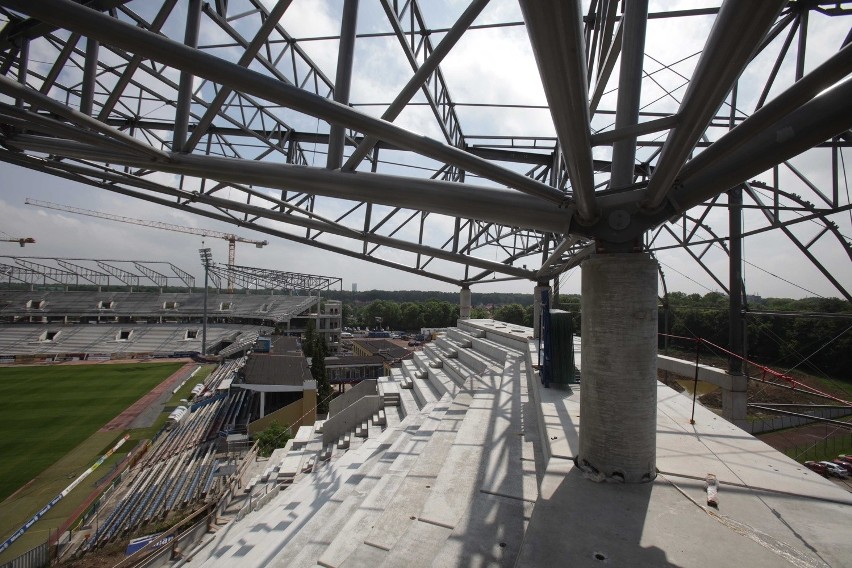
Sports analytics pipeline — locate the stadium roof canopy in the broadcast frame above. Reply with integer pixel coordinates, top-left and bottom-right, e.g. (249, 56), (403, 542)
(0, 255), (341, 292)
(0, 1), (849, 297)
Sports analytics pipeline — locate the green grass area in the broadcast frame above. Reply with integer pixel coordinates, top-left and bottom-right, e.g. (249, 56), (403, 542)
(783, 435), (852, 463)
(0, 362), (183, 503)
(0, 361), (188, 562)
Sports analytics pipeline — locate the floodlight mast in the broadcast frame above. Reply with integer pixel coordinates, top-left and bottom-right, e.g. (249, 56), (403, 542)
(199, 247), (212, 356)
(25, 198), (268, 291)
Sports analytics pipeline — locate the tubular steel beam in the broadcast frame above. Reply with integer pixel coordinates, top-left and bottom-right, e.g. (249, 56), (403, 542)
(13, 36), (27, 108)
(0, 141), (543, 281)
(39, 32), (79, 95)
(182, 0), (292, 153)
(5, 0), (566, 205)
(5, 136), (571, 234)
(678, 41), (852, 182)
(342, 0), (489, 172)
(79, 36), (99, 116)
(520, 0), (598, 223)
(0, 74), (169, 159)
(172, 0), (201, 152)
(378, 0), (465, 149)
(609, 0), (647, 189)
(641, 0), (786, 211)
(97, 0), (178, 121)
(670, 78), (852, 215)
(326, 0), (358, 170)
(589, 18), (622, 116)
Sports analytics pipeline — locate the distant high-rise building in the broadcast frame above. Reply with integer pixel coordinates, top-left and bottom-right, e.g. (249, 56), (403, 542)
(352, 283), (357, 293)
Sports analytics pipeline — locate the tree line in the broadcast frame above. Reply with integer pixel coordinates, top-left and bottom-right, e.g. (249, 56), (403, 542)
(338, 291), (850, 380)
(660, 292), (851, 378)
(342, 297), (561, 330)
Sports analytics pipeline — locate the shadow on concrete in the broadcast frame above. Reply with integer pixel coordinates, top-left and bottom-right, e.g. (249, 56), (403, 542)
(519, 466), (679, 567)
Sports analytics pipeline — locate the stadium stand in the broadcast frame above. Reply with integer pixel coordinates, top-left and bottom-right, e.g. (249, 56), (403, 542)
(0, 287), (341, 359)
(0, 323), (269, 358)
(0, 290), (317, 324)
(85, 359), (250, 549)
(173, 319), (852, 568)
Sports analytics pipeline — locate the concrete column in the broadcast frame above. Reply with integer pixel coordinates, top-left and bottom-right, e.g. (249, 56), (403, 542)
(459, 286), (471, 320)
(259, 391), (266, 418)
(533, 283), (551, 339)
(725, 186), (748, 428)
(578, 253), (658, 483)
(723, 374), (749, 429)
(303, 380), (317, 422)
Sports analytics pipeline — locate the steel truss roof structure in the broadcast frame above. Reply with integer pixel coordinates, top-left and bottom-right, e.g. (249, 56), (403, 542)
(0, 255), (340, 294)
(206, 263), (342, 293)
(0, 0), (849, 297)
(0, 255), (195, 288)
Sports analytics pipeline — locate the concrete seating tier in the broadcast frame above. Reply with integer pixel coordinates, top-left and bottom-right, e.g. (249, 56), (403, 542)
(89, 386), (250, 548)
(187, 320), (542, 567)
(82, 319), (852, 567)
(0, 323), (267, 356)
(0, 290), (318, 323)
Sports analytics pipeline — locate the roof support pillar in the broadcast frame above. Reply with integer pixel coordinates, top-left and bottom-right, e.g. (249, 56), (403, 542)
(578, 253), (657, 483)
(173, 0), (201, 152)
(459, 286), (471, 320)
(724, 186), (748, 429)
(609, 0), (647, 189)
(80, 37), (98, 115)
(327, 0), (359, 170)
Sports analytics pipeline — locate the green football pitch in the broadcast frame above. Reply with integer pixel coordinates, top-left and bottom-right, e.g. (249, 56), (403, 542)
(0, 362), (183, 503)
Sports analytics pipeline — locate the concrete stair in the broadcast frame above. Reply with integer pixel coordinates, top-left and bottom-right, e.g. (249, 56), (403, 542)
(291, 424), (314, 449)
(189, 321), (541, 568)
(337, 433), (350, 449)
(377, 378), (401, 406)
(260, 400), (452, 568)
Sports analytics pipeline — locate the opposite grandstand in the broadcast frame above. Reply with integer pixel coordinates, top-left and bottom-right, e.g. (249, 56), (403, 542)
(0, 257), (346, 564)
(0, 256), (343, 360)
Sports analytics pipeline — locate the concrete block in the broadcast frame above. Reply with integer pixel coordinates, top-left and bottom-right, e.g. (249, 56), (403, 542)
(377, 519), (452, 568)
(431, 492), (534, 568)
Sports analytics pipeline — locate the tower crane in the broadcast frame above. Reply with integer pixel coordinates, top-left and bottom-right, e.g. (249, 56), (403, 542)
(1, 236), (35, 247)
(25, 198), (268, 291)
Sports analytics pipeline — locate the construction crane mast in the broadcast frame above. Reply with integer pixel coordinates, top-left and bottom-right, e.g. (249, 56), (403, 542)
(0, 233), (35, 246)
(25, 199), (268, 291)
(1, 236), (35, 247)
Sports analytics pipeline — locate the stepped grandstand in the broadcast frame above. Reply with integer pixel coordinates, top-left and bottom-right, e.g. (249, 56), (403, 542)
(66, 319), (848, 568)
(81, 359), (252, 549)
(0, 256), (342, 360)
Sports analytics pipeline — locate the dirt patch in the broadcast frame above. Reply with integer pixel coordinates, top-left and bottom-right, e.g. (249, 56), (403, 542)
(758, 422), (849, 450)
(99, 363), (197, 432)
(59, 541), (128, 568)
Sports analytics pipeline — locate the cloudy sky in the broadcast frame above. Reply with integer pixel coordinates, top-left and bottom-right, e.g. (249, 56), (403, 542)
(0, 0), (849, 300)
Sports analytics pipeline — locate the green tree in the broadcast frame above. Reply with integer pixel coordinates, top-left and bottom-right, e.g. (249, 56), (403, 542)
(363, 300), (401, 329)
(312, 334), (333, 414)
(470, 306), (490, 319)
(302, 320), (315, 357)
(493, 303), (526, 325)
(400, 302), (424, 330)
(255, 422), (291, 458)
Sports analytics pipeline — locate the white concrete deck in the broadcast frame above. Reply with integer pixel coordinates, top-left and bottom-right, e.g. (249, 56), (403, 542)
(184, 320), (851, 568)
